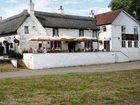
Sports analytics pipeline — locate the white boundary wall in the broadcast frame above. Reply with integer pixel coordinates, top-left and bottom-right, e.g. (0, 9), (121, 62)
(23, 51), (137, 70)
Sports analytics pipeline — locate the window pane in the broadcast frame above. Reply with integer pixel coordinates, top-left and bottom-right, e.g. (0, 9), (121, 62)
(121, 26), (126, 33)
(122, 41), (126, 48)
(53, 28), (59, 36)
(128, 41), (132, 48)
(79, 30), (84, 37)
(134, 41), (138, 48)
(24, 26), (29, 34)
(134, 26), (138, 34)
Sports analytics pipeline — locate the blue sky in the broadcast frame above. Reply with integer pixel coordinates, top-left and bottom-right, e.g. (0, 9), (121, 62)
(0, 0), (111, 19)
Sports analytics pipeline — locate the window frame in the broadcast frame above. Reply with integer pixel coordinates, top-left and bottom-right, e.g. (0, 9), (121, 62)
(128, 41), (132, 48)
(121, 25), (126, 33)
(134, 41), (138, 48)
(53, 28), (59, 37)
(122, 41), (126, 48)
(102, 26), (107, 32)
(79, 29), (84, 37)
(134, 26), (138, 35)
(24, 26), (29, 34)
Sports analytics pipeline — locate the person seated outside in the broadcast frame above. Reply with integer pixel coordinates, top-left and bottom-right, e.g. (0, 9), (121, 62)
(33, 47), (38, 53)
(28, 47), (33, 53)
(43, 47), (47, 53)
(37, 47), (43, 53)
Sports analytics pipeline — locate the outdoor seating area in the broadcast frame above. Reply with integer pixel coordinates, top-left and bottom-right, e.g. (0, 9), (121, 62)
(27, 36), (100, 53)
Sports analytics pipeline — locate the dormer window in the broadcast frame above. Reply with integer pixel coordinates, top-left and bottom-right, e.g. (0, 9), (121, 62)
(79, 29), (84, 37)
(24, 26), (29, 34)
(121, 25), (126, 33)
(53, 28), (59, 37)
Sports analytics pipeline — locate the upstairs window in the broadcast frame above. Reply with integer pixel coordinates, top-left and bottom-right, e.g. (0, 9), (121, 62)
(24, 26), (29, 34)
(92, 31), (98, 38)
(134, 26), (138, 34)
(79, 29), (84, 37)
(53, 28), (59, 37)
(102, 26), (107, 32)
(121, 25), (126, 33)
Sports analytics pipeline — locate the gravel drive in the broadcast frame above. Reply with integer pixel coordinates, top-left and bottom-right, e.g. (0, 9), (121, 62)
(0, 61), (140, 79)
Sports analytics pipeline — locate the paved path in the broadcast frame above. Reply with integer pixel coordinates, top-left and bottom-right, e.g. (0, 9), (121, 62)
(0, 61), (140, 79)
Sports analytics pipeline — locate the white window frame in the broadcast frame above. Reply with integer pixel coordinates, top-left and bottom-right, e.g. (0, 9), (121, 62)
(121, 25), (126, 33)
(24, 26), (29, 34)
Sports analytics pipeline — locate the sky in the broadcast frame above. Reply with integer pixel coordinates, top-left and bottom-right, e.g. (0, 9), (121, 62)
(0, 0), (111, 19)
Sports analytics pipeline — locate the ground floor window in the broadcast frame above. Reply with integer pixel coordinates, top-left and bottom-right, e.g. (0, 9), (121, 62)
(122, 41), (126, 48)
(128, 41), (132, 48)
(134, 41), (138, 48)
(85, 42), (93, 48)
(51, 41), (62, 48)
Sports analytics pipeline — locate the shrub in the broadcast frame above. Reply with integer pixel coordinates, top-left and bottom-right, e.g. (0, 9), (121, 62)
(8, 50), (23, 59)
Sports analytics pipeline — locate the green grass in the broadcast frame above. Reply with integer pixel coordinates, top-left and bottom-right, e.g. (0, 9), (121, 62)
(0, 60), (20, 72)
(0, 70), (140, 105)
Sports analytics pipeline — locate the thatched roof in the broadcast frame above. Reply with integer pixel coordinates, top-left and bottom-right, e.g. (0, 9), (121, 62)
(0, 10), (29, 36)
(0, 10), (98, 36)
(35, 11), (98, 30)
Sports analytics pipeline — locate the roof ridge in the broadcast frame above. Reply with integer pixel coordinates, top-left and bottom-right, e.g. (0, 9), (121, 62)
(0, 10), (28, 24)
(35, 11), (94, 21)
(95, 9), (122, 16)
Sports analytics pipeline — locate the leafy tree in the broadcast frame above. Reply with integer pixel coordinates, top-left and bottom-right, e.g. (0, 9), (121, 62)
(109, 0), (140, 21)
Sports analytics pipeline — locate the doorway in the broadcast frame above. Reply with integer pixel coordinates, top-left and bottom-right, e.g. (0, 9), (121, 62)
(68, 42), (76, 52)
(104, 41), (110, 51)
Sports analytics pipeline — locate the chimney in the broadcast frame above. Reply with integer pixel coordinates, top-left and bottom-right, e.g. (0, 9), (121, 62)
(0, 16), (2, 21)
(89, 10), (95, 18)
(28, 0), (34, 14)
(58, 6), (64, 14)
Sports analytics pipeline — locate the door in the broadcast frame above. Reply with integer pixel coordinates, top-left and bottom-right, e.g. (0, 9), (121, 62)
(68, 42), (76, 52)
(104, 41), (110, 51)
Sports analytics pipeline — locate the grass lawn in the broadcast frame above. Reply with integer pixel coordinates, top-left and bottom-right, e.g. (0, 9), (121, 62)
(0, 70), (139, 105)
(0, 60), (20, 72)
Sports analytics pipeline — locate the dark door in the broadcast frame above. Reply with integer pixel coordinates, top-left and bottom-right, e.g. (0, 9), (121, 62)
(68, 42), (76, 52)
(104, 41), (110, 51)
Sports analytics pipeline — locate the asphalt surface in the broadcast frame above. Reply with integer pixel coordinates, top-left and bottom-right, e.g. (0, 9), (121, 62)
(0, 61), (140, 79)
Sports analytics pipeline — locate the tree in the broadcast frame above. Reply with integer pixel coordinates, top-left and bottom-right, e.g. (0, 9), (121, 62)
(109, 0), (140, 21)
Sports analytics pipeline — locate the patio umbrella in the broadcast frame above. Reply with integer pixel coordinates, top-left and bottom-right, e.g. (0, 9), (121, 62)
(75, 36), (98, 42)
(59, 36), (76, 42)
(28, 36), (53, 42)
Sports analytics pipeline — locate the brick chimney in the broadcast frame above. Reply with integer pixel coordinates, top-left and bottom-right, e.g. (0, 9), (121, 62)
(58, 6), (64, 15)
(28, 0), (34, 14)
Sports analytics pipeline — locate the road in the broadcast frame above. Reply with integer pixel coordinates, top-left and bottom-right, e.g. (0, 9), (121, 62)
(0, 61), (140, 79)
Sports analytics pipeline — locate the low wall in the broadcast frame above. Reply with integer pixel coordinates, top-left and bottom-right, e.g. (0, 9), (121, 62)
(23, 51), (132, 70)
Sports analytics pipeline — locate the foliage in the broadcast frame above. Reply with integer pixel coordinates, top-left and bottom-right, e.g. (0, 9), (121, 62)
(109, 0), (140, 21)
(0, 70), (139, 104)
(7, 50), (23, 59)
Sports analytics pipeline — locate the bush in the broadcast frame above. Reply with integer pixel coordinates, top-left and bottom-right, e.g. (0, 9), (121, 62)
(8, 50), (23, 59)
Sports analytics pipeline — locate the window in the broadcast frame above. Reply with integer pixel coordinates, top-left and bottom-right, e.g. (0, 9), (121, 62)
(53, 28), (59, 37)
(79, 29), (84, 37)
(128, 41), (132, 48)
(38, 43), (42, 48)
(24, 26), (29, 34)
(134, 41), (138, 48)
(102, 26), (107, 32)
(122, 41), (126, 48)
(92, 31), (98, 38)
(85, 41), (93, 48)
(121, 25), (126, 33)
(10, 43), (13, 48)
(134, 26), (138, 34)
(51, 41), (62, 48)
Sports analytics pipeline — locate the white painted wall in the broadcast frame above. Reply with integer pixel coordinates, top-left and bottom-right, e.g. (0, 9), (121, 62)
(23, 51), (131, 70)
(98, 25), (112, 50)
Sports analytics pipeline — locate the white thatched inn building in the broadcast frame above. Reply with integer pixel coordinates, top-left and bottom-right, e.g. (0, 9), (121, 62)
(0, 0), (99, 54)
(0, 0), (140, 69)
